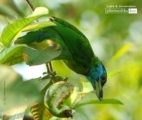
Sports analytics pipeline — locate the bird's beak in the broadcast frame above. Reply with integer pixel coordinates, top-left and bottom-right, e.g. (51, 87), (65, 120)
(95, 81), (103, 101)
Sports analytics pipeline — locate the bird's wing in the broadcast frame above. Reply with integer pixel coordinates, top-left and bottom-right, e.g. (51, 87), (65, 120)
(15, 17), (96, 74)
(15, 27), (72, 61)
(49, 17), (95, 74)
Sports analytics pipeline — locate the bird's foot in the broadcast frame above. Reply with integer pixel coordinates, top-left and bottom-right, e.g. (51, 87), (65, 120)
(40, 71), (56, 80)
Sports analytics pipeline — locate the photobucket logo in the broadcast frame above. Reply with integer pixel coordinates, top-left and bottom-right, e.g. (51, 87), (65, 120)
(105, 5), (137, 14)
(128, 8), (137, 14)
(105, 8), (128, 14)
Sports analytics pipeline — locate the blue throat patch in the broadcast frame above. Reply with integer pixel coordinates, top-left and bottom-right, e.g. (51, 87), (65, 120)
(86, 62), (107, 87)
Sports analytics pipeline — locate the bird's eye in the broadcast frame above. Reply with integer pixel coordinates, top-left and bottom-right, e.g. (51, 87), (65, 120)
(101, 74), (106, 86)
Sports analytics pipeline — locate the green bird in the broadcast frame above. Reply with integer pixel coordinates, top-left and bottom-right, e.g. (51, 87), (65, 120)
(15, 16), (107, 101)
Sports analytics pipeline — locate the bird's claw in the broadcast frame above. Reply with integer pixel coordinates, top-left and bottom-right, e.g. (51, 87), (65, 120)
(40, 71), (56, 80)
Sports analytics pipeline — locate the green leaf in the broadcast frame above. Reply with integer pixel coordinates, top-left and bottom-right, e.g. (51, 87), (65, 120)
(29, 76), (51, 92)
(0, 42), (4, 52)
(74, 99), (123, 109)
(65, 78), (93, 108)
(30, 7), (49, 17)
(109, 43), (132, 64)
(80, 77), (94, 93)
(28, 75), (65, 96)
(65, 86), (85, 109)
(0, 7), (49, 47)
(0, 44), (26, 65)
(0, 65), (41, 111)
(0, 3), (17, 18)
(24, 46), (61, 66)
(22, 21), (56, 32)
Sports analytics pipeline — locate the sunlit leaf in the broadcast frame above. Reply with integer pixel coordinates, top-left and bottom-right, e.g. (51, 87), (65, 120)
(0, 44), (26, 65)
(24, 46), (61, 66)
(80, 77), (94, 93)
(109, 43), (132, 64)
(30, 7), (49, 17)
(2, 106), (27, 120)
(0, 65), (41, 111)
(66, 78), (93, 108)
(66, 86), (85, 109)
(74, 99), (123, 109)
(0, 7), (49, 47)
(22, 21), (56, 32)
(0, 42), (4, 52)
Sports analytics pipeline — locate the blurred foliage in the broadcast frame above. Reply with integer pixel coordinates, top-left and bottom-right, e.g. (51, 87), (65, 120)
(0, 65), (41, 120)
(0, 0), (142, 120)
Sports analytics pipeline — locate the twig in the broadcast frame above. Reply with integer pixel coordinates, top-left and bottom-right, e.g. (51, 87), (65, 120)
(49, 62), (53, 72)
(25, 0), (35, 12)
(25, 0), (53, 73)
(46, 63), (50, 73)
(46, 62), (53, 75)
(25, 0), (38, 22)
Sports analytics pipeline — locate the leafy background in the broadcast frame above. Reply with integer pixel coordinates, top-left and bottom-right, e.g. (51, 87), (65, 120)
(0, 0), (142, 120)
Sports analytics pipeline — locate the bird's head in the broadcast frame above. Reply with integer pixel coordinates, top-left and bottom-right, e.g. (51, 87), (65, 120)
(86, 62), (107, 101)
